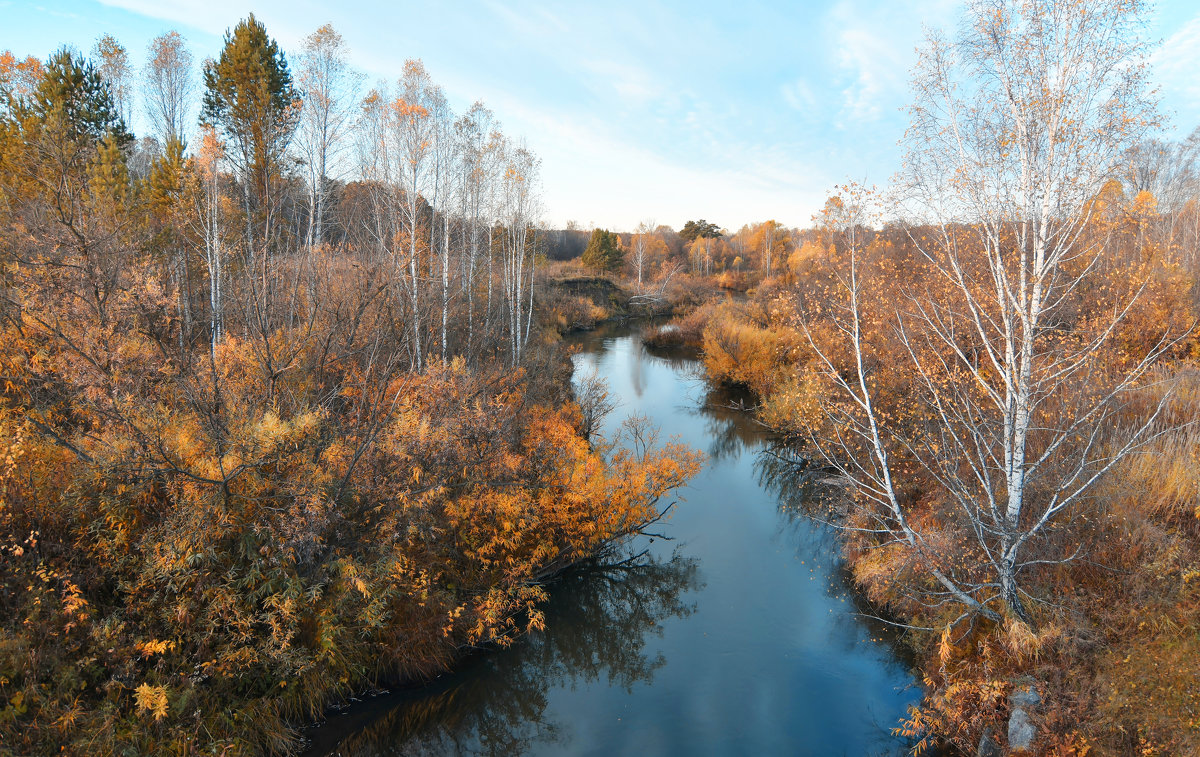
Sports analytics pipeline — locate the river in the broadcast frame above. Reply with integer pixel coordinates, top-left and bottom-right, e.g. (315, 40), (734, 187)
(303, 319), (923, 756)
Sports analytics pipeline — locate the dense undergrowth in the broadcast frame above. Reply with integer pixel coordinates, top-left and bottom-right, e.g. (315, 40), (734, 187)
(0, 349), (699, 755)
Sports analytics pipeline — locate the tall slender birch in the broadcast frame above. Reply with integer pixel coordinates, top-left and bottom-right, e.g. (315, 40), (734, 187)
(143, 31), (195, 145)
(812, 0), (1175, 624)
(91, 35), (132, 130)
(191, 126), (227, 347)
(454, 102), (498, 359)
(500, 141), (540, 367)
(295, 24), (360, 249)
(392, 60), (436, 371)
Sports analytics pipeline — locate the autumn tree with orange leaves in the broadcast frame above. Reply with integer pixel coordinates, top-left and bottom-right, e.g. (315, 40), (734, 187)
(0, 20), (700, 755)
(689, 1), (1200, 752)
(807, 0), (1180, 628)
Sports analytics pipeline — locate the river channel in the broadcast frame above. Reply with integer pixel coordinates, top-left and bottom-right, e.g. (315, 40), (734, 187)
(303, 319), (922, 756)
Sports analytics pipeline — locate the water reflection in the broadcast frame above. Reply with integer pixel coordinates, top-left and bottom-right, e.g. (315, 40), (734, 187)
(306, 321), (923, 757)
(754, 445), (920, 702)
(584, 320), (764, 463)
(755, 445), (845, 521)
(308, 550), (702, 756)
(629, 335), (647, 398)
(694, 383), (765, 462)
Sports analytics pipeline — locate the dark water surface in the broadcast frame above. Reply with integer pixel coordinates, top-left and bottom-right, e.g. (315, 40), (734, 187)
(304, 321), (922, 756)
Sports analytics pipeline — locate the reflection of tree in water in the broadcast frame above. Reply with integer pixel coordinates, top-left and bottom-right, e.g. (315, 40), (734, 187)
(314, 550), (702, 757)
(568, 325), (696, 402)
(629, 340), (761, 463)
(695, 383), (767, 462)
(628, 331), (704, 397)
(637, 336), (699, 374)
(628, 336), (647, 397)
(754, 446), (918, 674)
(755, 445), (845, 522)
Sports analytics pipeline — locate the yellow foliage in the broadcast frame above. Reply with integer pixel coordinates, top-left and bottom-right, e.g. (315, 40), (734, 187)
(133, 683), (169, 721)
(1001, 618), (1062, 664)
(760, 371), (823, 436)
(0, 38), (704, 757)
(701, 302), (803, 397)
(135, 639), (175, 658)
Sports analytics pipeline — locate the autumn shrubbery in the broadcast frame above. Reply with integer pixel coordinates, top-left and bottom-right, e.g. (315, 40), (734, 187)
(538, 289), (610, 333)
(711, 269), (749, 291)
(1083, 371), (1200, 753)
(538, 263), (729, 337)
(639, 300), (712, 350)
(0, 45), (701, 756)
(662, 272), (724, 314)
(890, 370), (1200, 755)
(697, 299), (829, 436)
(700, 301), (803, 397)
(0, 304), (700, 754)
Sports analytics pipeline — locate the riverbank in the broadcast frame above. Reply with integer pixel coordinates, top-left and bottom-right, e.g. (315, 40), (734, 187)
(654, 261), (1200, 755)
(537, 262), (732, 335)
(299, 319), (925, 756)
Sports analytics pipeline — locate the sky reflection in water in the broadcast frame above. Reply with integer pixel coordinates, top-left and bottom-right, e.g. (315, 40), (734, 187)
(306, 322), (921, 757)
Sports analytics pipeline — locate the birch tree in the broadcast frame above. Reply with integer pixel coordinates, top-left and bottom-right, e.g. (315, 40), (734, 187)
(454, 102), (499, 357)
(1124, 128), (1200, 267)
(805, 190), (1006, 622)
(91, 34), (132, 130)
(355, 86), (396, 265)
(295, 24), (360, 249)
(143, 31), (194, 145)
(392, 60), (436, 371)
(759, 219), (776, 276)
(190, 126), (228, 347)
(431, 92), (457, 361)
(499, 141), (541, 367)
(631, 219), (655, 289)
(811, 0), (1180, 625)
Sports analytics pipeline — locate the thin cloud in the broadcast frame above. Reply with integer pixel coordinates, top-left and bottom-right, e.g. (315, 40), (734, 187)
(1152, 12), (1200, 131)
(35, 3), (83, 21)
(781, 79), (817, 113)
(580, 58), (662, 103)
(827, 0), (910, 122)
(480, 1), (569, 37)
(96, 0), (233, 35)
(825, 0), (959, 123)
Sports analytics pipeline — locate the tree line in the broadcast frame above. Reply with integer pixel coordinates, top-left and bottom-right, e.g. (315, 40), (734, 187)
(3, 15), (546, 370)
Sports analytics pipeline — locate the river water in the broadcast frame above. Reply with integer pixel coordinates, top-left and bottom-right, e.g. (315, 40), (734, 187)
(304, 320), (922, 756)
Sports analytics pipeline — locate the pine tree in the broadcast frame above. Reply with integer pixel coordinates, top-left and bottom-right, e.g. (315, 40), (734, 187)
(201, 14), (297, 201)
(88, 130), (130, 206)
(25, 48), (130, 148)
(582, 229), (624, 272)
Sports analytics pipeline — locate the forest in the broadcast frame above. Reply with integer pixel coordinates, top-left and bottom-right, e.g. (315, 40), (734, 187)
(0, 15), (701, 756)
(3, 0), (1200, 755)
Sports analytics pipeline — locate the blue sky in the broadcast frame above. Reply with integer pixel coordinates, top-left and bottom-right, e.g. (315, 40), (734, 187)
(3, 0), (1199, 231)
